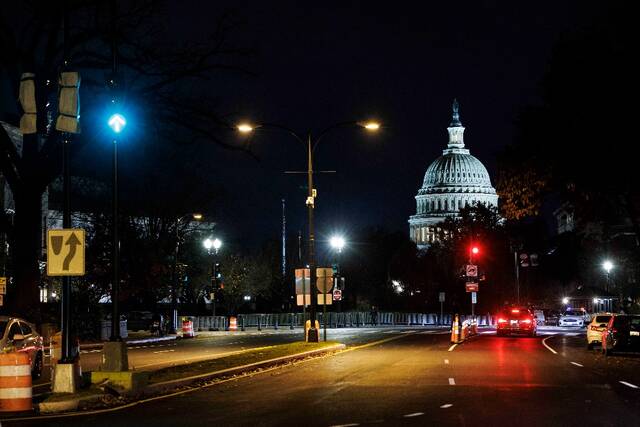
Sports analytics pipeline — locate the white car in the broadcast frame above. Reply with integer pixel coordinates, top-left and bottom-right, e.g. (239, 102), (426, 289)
(559, 309), (591, 327)
(587, 313), (613, 349)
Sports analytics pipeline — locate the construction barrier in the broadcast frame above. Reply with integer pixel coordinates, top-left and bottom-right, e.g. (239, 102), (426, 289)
(0, 352), (32, 412)
(182, 319), (195, 338)
(304, 320), (320, 342)
(228, 316), (238, 331)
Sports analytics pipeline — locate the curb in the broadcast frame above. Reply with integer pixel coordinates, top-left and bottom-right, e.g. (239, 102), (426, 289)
(79, 335), (178, 350)
(144, 343), (346, 395)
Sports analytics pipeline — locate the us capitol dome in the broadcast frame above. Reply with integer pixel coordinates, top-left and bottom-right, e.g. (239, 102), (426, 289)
(409, 100), (498, 247)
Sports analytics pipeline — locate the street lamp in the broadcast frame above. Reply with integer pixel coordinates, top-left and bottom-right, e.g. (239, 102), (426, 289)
(170, 213), (203, 334)
(237, 120), (379, 342)
(330, 236), (346, 253)
(204, 237), (222, 317)
(329, 235), (346, 319)
(108, 111), (126, 346)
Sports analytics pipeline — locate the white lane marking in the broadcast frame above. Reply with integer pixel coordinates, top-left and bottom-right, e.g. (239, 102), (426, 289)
(440, 404), (453, 409)
(620, 381), (640, 389)
(401, 330), (416, 334)
(152, 349), (176, 354)
(570, 362), (584, 367)
(542, 335), (558, 354)
(448, 344), (457, 352)
(383, 331), (397, 334)
(403, 412), (424, 418)
(448, 377), (456, 385)
(566, 333), (579, 336)
(444, 359), (449, 364)
(329, 424), (360, 427)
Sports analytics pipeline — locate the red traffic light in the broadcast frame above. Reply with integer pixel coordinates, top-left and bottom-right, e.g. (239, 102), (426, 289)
(471, 246), (479, 255)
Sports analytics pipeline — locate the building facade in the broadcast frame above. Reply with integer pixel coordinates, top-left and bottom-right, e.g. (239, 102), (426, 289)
(409, 100), (498, 248)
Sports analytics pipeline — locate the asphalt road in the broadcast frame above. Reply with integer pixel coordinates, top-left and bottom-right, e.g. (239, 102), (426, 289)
(11, 326), (640, 427)
(32, 326), (446, 396)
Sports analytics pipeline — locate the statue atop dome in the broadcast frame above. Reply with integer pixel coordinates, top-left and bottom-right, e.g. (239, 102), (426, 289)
(450, 98), (462, 127)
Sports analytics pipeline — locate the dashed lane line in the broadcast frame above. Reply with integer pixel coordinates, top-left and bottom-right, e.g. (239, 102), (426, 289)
(448, 378), (456, 385)
(152, 349), (176, 354)
(620, 381), (639, 389)
(570, 362), (584, 367)
(448, 344), (457, 352)
(440, 404), (453, 409)
(403, 413), (424, 418)
(444, 359), (449, 364)
(542, 335), (558, 354)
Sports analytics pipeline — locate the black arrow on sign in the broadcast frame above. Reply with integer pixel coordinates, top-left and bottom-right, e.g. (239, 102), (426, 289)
(63, 233), (81, 270)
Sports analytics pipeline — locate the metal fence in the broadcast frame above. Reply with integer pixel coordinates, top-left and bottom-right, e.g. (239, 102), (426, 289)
(183, 312), (496, 331)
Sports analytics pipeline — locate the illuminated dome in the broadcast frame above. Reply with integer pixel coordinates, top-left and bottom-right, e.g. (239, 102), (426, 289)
(409, 100), (498, 247)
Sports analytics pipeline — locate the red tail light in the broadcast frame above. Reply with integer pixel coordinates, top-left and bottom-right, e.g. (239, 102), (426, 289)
(498, 318), (507, 323)
(511, 309), (520, 313)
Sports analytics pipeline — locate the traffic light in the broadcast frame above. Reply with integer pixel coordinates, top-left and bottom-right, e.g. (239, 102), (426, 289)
(471, 246), (480, 255)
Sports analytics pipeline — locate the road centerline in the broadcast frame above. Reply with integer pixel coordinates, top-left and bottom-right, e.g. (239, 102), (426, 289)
(619, 381), (639, 389)
(570, 361), (583, 367)
(448, 344), (457, 352)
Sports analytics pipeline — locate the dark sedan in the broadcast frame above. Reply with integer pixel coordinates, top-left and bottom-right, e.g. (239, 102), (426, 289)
(602, 314), (640, 355)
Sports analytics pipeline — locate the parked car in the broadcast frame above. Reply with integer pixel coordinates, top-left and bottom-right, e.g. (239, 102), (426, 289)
(602, 314), (640, 356)
(543, 309), (561, 326)
(126, 311), (154, 332)
(496, 307), (537, 337)
(559, 308), (591, 327)
(0, 316), (44, 379)
(587, 313), (613, 349)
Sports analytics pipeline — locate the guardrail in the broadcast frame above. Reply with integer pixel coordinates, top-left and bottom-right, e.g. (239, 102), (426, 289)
(183, 312), (496, 331)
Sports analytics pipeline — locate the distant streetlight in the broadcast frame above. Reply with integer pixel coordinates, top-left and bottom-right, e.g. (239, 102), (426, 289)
(330, 236), (346, 253)
(562, 297), (569, 305)
(237, 120), (380, 342)
(204, 237), (223, 317)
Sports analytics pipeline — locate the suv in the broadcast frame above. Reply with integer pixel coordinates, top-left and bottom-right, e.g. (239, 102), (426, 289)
(496, 307), (537, 337)
(0, 316), (44, 379)
(602, 314), (640, 355)
(559, 308), (591, 327)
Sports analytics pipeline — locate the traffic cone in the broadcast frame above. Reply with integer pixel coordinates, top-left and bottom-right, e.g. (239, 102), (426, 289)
(450, 315), (460, 344)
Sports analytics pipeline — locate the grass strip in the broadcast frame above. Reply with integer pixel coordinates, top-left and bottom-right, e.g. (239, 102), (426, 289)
(147, 341), (339, 384)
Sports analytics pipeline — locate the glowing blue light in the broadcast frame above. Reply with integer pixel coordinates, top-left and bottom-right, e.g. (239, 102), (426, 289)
(108, 113), (127, 133)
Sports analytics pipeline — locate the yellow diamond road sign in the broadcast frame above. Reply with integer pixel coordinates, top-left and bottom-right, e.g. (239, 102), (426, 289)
(47, 229), (85, 276)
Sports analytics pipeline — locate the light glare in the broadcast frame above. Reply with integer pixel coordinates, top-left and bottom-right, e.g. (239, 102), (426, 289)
(330, 236), (346, 251)
(237, 123), (254, 133)
(603, 260), (613, 273)
(108, 113), (126, 133)
(364, 121), (380, 131)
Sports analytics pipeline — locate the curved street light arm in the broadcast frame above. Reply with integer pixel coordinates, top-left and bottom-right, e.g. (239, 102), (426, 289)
(312, 121), (362, 153)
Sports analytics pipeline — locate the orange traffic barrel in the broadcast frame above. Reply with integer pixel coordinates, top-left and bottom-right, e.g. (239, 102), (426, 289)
(182, 319), (195, 338)
(0, 352), (32, 412)
(229, 316), (238, 331)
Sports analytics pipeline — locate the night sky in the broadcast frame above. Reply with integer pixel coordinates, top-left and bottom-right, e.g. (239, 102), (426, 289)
(12, 1), (603, 248)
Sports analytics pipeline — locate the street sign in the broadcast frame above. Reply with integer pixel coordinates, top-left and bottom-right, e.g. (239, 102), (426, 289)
(295, 268), (310, 294)
(296, 294), (311, 306)
(316, 268), (333, 293)
(466, 264), (478, 277)
(439, 292), (445, 302)
(0, 277), (6, 295)
(317, 293), (332, 305)
(333, 289), (342, 301)
(46, 229), (85, 276)
(465, 282), (479, 292)
(471, 291), (477, 304)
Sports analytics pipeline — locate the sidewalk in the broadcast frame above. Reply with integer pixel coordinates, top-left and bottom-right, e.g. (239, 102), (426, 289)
(78, 332), (178, 350)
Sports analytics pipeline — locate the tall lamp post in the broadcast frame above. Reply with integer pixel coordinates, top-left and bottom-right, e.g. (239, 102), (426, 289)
(204, 238), (222, 317)
(238, 121), (379, 342)
(603, 260), (613, 293)
(330, 235), (346, 319)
